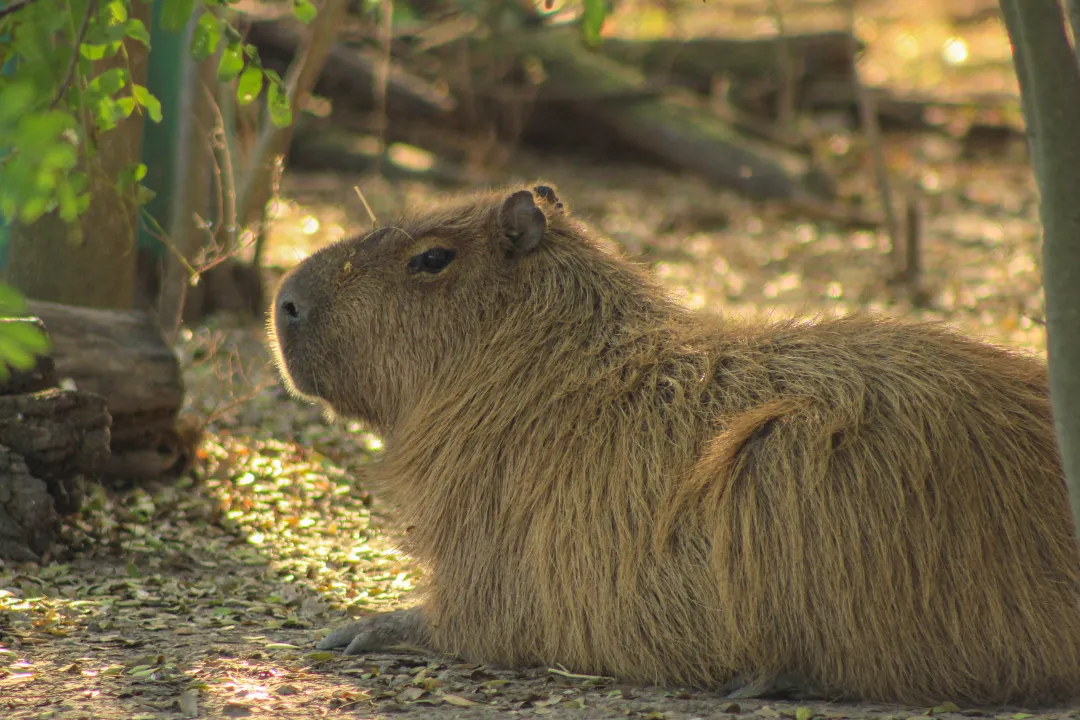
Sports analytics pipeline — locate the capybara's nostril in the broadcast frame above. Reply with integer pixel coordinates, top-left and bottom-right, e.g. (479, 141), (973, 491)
(276, 283), (307, 326)
(281, 297), (300, 320)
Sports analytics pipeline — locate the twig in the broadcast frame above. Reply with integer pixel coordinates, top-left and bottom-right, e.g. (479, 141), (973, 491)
(353, 186), (378, 227)
(0, 0), (37, 21)
(203, 82), (237, 255)
(235, 0), (349, 231)
(1066, 0), (1080, 69)
(547, 665), (615, 682)
(372, 0), (393, 175)
(767, 0), (797, 128)
(844, 0), (901, 270)
(50, 0), (96, 110)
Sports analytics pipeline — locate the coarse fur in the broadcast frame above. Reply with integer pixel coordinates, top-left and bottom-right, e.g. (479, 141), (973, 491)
(269, 183), (1080, 707)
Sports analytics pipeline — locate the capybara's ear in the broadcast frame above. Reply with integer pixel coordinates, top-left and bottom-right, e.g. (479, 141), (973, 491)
(532, 184), (565, 212)
(499, 189), (547, 258)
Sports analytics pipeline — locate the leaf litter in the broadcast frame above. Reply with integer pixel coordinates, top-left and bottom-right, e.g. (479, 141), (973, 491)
(0, 0), (1073, 717)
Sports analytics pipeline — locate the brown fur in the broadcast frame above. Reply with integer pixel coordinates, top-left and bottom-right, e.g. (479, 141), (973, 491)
(269, 183), (1080, 706)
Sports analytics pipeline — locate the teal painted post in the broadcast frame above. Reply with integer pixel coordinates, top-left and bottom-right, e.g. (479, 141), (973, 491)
(138, 0), (198, 261)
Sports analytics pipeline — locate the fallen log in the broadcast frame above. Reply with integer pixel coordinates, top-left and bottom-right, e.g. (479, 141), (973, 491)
(492, 28), (832, 201)
(24, 300), (188, 481)
(0, 388), (110, 516)
(600, 31), (861, 95)
(244, 16), (456, 120)
(0, 446), (60, 562)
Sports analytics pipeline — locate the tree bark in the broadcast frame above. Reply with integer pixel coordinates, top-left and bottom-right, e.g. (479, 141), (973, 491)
(0, 388), (110, 515)
(1000, 0), (1080, 548)
(0, 445), (61, 562)
(3, 0), (152, 310)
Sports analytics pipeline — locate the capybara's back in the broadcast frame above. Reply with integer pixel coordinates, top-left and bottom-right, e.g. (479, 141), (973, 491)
(270, 183), (1080, 706)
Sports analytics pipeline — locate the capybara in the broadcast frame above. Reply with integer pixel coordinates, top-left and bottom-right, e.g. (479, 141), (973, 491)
(269, 183), (1080, 706)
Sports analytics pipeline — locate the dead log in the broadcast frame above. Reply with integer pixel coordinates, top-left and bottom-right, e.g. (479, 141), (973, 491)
(600, 31), (861, 95)
(0, 388), (110, 516)
(0, 318), (56, 395)
(0, 446), (60, 562)
(244, 16), (456, 120)
(493, 28), (832, 201)
(23, 300), (188, 481)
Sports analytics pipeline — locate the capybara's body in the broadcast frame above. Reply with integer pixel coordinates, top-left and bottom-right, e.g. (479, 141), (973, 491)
(270, 184), (1080, 706)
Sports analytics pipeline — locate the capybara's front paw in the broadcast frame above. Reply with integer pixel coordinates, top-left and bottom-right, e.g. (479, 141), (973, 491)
(315, 607), (428, 656)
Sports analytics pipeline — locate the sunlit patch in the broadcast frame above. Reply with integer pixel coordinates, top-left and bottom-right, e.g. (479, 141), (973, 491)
(388, 143), (436, 173)
(301, 216), (320, 235)
(826, 282), (844, 299)
(943, 37), (968, 65)
(895, 32), (919, 60)
(795, 224), (817, 244)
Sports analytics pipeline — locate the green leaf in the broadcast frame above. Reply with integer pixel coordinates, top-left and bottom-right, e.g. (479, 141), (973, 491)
(93, 96), (126, 131)
(89, 67), (129, 95)
(190, 12), (222, 61)
(293, 0), (316, 24)
(135, 185), (156, 205)
(217, 41), (244, 81)
(236, 64), (263, 105)
(930, 703), (961, 714)
(1, 322), (50, 355)
(795, 708), (814, 720)
(131, 84), (162, 122)
(118, 162), (148, 190)
(125, 18), (151, 46)
(0, 285), (28, 316)
(162, 0), (195, 32)
(57, 180), (80, 222)
(105, 0), (128, 23)
(580, 0), (607, 47)
(0, 334), (36, 371)
(266, 74), (292, 128)
(0, 82), (37, 125)
(80, 44), (110, 60)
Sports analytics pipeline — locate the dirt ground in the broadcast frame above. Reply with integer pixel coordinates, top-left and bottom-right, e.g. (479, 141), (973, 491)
(1, 0), (1075, 718)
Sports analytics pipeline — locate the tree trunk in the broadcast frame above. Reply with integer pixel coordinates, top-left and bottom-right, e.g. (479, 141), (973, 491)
(1000, 0), (1080, 548)
(3, 1), (152, 311)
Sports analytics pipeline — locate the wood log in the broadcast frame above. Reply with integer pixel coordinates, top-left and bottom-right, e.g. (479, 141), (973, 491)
(492, 28), (831, 201)
(600, 31), (861, 94)
(0, 389), (110, 515)
(244, 17), (456, 120)
(0, 445), (60, 562)
(23, 300), (187, 481)
(0, 318), (56, 396)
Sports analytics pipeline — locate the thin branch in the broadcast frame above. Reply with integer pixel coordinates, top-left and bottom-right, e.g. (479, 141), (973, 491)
(844, 0), (900, 270)
(203, 82), (237, 256)
(767, 0), (796, 128)
(0, 0), (37, 21)
(1067, 0), (1080, 70)
(372, 0), (393, 174)
(234, 0), (349, 231)
(50, 0), (96, 110)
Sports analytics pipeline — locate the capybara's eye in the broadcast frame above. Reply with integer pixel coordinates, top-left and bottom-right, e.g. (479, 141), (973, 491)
(408, 248), (456, 274)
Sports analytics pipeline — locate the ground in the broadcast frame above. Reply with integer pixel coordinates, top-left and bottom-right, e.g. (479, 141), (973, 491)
(0, 0), (1073, 717)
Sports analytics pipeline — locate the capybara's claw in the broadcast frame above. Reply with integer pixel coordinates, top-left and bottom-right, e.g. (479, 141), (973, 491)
(315, 608), (427, 656)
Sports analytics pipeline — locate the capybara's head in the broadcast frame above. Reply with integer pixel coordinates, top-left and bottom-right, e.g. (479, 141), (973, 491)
(269, 183), (639, 431)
